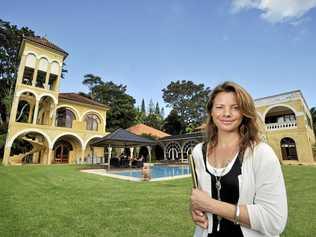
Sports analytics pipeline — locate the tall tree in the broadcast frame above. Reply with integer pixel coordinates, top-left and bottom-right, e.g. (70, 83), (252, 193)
(144, 113), (163, 130)
(82, 77), (137, 131)
(162, 80), (210, 128)
(160, 107), (165, 118)
(148, 99), (155, 114)
(162, 109), (186, 135)
(82, 74), (103, 100)
(155, 102), (160, 115)
(141, 99), (146, 114)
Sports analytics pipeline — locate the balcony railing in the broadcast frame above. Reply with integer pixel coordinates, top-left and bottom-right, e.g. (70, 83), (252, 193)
(266, 121), (297, 131)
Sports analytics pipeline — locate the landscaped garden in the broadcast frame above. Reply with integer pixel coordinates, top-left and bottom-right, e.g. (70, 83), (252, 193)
(0, 165), (315, 237)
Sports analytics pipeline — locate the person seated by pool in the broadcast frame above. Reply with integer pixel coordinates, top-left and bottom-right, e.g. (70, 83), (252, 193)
(142, 163), (151, 181)
(137, 155), (144, 162)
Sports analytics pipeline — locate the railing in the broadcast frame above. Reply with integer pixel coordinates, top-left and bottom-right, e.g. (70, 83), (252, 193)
(266, 121), (297, 131)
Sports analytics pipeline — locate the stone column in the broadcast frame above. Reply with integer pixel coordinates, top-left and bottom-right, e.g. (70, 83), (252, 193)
(44, 64), (51, 90)
(16, 54), (27, 85)
(147, 146), (152, 163)
(32, 59), (40, 86)
(28, 102), (35, 123)
(9, 95), (20, 124)
(2, 146), (11, 165)
(181, 145), (184, 163)
(32, 99), (40, 125)
(51, 106), (57, 127)
(47, 148), (53, 165)
(107, 146), (112, 170)
(130, 147), (134, 159)
(55, 63), (63, 92)
(163, 145), (167, 160)
(81, 148), (85, 164)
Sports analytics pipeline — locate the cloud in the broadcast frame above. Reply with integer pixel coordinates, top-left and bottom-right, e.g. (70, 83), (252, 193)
(232, 0), (316, 23)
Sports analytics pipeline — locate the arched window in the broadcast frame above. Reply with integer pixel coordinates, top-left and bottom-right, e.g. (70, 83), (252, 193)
(280, 137), (298, 160)
(48, 62), (60, 91)
(56, 108), (75, 128)
(36, 58), (49, 88)
(22, 54), (36, 85)
(85, 114), (100, 131)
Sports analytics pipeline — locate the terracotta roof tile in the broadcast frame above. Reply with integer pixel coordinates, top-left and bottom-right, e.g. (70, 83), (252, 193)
(59, 93), (108, 109)
(127, 124), (170, 138)
(24, 36), (68, 56)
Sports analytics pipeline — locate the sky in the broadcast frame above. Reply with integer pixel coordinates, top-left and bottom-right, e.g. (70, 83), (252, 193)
(1, 0), (316, 114)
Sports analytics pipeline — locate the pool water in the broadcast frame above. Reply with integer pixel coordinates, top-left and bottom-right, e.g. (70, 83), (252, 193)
(112, 164), (191, 179)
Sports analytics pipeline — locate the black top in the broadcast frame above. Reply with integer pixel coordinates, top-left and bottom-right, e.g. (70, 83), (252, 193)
(202, 143), (244, 237)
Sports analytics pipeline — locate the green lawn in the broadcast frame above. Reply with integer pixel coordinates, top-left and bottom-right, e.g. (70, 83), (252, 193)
(0, 165), (315, 237)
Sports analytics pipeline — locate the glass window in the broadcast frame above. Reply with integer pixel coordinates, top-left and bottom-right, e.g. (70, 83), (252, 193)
(48, 73), (58, 90)
(85, 114), (100, 131)
(56, 108), (75, 128)
(36, 70), (46, 88)
(22, 67), (34, 85)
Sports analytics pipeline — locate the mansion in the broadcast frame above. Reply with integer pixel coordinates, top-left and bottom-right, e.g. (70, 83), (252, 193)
(2, 37), (315, 165)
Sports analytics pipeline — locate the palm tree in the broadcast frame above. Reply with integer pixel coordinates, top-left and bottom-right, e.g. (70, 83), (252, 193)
(82, 74), (103, 99)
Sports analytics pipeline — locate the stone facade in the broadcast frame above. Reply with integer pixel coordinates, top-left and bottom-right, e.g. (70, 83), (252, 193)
(2, 37), (109, 165)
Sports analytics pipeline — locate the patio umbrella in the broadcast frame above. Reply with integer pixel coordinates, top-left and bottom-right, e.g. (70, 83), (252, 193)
(90, 128), (156, 169)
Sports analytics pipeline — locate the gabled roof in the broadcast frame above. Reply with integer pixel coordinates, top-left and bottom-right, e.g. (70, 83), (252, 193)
(127, 124), (170, 138)
(159, 131), (205, 142)
(59, 93), (108, 109)
(24, 36), (68, 57)
(91, 128), (156, 147)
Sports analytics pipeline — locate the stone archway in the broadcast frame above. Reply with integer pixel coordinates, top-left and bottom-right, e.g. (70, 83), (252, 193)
(165, 142), (181, 160)
(54, 140), (73, 163)
(52, 134), (83, 164)
(280, 137), (298, 161)
(9, 131), (49, 165)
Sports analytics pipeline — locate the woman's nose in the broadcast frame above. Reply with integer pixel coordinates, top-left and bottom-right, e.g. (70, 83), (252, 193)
(223, 108), (232, 117)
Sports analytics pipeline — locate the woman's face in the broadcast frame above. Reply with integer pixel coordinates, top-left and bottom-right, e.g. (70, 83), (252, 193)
(211, 91), (243, 133)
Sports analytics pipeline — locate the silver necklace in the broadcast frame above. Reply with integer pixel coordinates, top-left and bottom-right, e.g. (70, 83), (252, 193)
(208, 148), (231, 232)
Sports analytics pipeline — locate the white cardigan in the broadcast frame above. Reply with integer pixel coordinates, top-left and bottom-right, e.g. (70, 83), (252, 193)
(192, 142), (288, 237)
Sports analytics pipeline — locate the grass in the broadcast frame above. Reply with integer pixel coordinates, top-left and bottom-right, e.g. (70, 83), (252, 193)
(0, 165), (315, 237)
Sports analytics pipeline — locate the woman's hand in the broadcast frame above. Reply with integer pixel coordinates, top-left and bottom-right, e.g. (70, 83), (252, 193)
(191, 188), (212, 212)
(191, 208), (208, 229)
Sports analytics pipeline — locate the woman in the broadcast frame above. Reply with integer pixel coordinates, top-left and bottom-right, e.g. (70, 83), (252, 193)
(190, 81), (287, 237)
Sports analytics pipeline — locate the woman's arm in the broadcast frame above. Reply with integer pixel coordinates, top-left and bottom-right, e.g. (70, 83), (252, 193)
(191, 188), (251, 228)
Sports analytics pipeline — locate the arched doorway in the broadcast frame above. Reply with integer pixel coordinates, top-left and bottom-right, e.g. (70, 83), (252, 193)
(154, 145), (164, 160)
(9, 131), (49, 165)
(182, 141), (197, 161)
(139, 146), (149, 162)
(166, 142), (181, 160)
(37, 96), (55, 126)
(52, 134), (83, 164)
(16, 91), (36, 123)
(54, 140), (73, 163)
(280, 137), (298, 160)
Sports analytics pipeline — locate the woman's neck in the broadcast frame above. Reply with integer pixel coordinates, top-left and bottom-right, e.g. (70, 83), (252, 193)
(217, 130), (240, 148)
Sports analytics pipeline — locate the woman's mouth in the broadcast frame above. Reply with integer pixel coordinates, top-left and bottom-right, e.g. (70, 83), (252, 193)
(220, 120), (234, 125)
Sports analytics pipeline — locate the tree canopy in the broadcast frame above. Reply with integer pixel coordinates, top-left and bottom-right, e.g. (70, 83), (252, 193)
(162, 80), (210, 129)
(82, 74), (137, 132)
(162, 109), (186, 135)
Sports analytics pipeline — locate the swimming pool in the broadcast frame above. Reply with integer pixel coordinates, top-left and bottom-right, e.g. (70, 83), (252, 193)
(81, 164), (191, 181)
(113, 164), (191, 180)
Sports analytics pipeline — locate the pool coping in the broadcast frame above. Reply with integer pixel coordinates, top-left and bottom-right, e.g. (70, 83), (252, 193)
(80, 168), (191, 182)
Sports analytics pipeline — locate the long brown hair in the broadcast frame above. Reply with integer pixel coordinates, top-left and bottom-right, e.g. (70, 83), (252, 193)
(206, 81), (260, 158)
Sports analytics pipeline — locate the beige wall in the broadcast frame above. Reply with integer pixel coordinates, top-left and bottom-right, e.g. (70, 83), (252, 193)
(256, 98), (315, 164)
